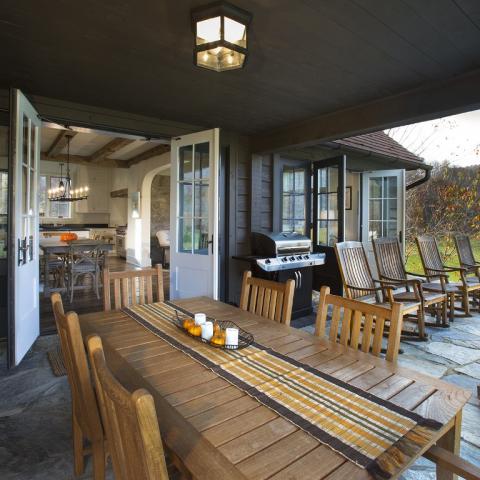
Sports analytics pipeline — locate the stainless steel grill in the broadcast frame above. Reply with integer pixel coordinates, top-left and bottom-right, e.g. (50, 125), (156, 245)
(251, 232), (325, 272)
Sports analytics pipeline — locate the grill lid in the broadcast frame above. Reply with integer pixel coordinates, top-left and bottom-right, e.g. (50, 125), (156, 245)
(251, 231), (312, 257)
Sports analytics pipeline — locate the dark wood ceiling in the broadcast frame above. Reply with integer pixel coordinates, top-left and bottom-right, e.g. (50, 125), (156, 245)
(1, 0), (479, 135)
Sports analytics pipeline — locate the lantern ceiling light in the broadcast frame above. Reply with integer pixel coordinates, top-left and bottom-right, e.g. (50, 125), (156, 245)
(192, 1), (252, 72)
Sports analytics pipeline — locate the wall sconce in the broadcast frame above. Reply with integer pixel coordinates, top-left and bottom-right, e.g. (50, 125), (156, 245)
(192, 1), (252, 72)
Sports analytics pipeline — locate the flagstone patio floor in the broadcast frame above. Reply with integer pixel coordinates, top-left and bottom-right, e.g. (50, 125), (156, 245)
(1, 309), (479, 479)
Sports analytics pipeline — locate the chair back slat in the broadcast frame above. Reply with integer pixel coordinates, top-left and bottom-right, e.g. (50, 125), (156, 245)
(335, 241), (376, 299)
(416, 235), (444, 277)
(339, 308), (352, 346)
(373, 237), (407, 281)
(454, 234), (476, 267)
(103, 265), (164, 311)
(50, 293), (103, 442)
(240, 271), (295, 326)
(315, 286), (403, 362)
(87, 335), (169, 480)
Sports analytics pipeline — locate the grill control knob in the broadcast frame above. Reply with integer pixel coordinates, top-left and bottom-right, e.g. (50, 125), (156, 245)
(304, 255), (310, 260)
(297, 256), (303, 260)
(290, 256), (296, 261)
(281, 257), (288, 262)
(265, 258), (271, 264)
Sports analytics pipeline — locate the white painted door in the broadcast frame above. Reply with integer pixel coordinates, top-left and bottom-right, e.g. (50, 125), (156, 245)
(362, 170), (405, 273)
(170, 129), (219, 299)
(8, 89), (41, 367)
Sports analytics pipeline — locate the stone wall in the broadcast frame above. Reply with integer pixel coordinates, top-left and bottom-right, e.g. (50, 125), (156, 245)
(150, 174), (170, 235)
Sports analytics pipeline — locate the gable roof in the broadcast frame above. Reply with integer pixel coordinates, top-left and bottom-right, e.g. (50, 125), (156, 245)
(333, 131), (423, 164)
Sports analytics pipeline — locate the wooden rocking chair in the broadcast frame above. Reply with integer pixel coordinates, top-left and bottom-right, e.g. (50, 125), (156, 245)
(335, 241), (426, 339)
(416, 235), (480, 318)
(373, 237), (448, 328)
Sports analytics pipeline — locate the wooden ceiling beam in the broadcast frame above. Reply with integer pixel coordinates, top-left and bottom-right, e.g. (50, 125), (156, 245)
(251, 68), (480, 153)
(41, 153), (124, 168)
(88, 138), (135, 163)
(126, 144), (170, 167)
(46, 130), (77, 158)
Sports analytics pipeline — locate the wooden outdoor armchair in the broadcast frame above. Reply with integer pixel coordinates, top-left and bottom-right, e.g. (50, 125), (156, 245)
(416, 235), (480, 317)
(315, 286), (403, 362)
(50, 293), (106, 480)
(240, 271), (295, 326)
(455, 234), (480, 281)
(334, 241), (426, 339)
(103, 265), (164, 311)
(373, 237), (448, 328)
(87, 335), (169, 480)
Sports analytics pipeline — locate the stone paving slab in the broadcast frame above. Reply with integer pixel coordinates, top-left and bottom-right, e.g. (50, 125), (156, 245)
(455, 362), (480, 380)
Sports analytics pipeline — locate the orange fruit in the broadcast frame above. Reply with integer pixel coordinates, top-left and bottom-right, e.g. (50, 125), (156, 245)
(190, 324), (202, 337)
(183, 318), (194, 330)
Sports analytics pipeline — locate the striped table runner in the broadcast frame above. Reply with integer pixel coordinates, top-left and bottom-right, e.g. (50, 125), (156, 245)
(122, 301), (442, 479)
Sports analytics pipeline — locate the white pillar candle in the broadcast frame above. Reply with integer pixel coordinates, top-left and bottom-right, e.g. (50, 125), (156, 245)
(194, 313), (206, 325)
(201, 321), (214, 341)
(225, 327), (239, 348)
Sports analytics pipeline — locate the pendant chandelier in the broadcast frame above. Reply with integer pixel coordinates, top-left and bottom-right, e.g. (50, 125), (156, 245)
(48, 134), (89, 202)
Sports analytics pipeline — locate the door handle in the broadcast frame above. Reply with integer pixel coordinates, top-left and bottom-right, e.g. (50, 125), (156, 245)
(298, 271), (302, 289)
(207, 235), (213, 254)
(18, 237), (28, 266)
(28, 235), (34, 261)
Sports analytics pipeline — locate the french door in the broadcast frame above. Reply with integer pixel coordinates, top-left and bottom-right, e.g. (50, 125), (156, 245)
(8, 89), (41, 367)
(170, 129), (219, 299)
(312, 155), (346, 294)
(362, 170), (405, 271)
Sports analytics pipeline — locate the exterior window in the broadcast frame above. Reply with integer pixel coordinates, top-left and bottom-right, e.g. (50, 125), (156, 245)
(368, 176), (397, 240)
(39, 175), (72, 219)
(282, 167), (306, 234)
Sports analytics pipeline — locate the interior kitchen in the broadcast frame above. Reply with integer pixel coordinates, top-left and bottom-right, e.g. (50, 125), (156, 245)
(38, 124), (171, 333)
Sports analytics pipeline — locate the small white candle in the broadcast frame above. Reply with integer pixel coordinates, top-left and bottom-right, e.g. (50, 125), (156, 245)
(201, 321), (213, 341)
(225, 327), (239, 348)
(194, 313), (206, 325)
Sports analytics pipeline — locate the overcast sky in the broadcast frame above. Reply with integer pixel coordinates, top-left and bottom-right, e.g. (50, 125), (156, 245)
(386, 109), (480, 167)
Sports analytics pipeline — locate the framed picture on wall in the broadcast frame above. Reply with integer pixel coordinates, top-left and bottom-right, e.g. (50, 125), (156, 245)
(131, 191), (141, 218)
(345, 186), (352, 210)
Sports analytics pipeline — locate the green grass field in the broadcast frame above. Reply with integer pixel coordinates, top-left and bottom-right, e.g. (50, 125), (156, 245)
(405, 237), (480, 281)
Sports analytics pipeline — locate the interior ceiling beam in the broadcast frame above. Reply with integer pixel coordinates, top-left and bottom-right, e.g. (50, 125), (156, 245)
(46, 130), (77, 158)
(40, 153), (125, 168)
(126, 144), (170, 167)
(251, 69), (480, 153)
(88, 138), (135, 163)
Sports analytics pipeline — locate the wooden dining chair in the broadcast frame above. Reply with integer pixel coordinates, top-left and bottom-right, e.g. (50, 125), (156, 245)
(87, 335), (169, 480)
(103, 264), (164, 311)
(315, 286), (403, 362)
(334, 241), (425, 339)
(416, 235), (480, 317)
(372, 237), (448, 327)
(50, 293), (106, 479)
(239, 270), (295, 326)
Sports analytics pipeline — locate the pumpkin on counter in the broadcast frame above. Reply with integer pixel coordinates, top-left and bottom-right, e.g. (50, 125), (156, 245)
(61, 232), (78, 242)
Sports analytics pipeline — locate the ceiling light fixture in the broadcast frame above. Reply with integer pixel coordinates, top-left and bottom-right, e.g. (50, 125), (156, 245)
(192, 1), (252, 72)
(48, 134), (89, 202)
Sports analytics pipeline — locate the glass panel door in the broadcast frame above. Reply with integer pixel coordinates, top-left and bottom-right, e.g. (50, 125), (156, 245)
(170, 129), (219, 300)
(312, 155), (346, 294)
(313, 156), (345, 248)
(8, 89), (41, 367)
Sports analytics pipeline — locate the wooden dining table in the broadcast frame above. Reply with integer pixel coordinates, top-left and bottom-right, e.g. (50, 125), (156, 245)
(80, 297), (470, 480)
(40, 239), (113, 297)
